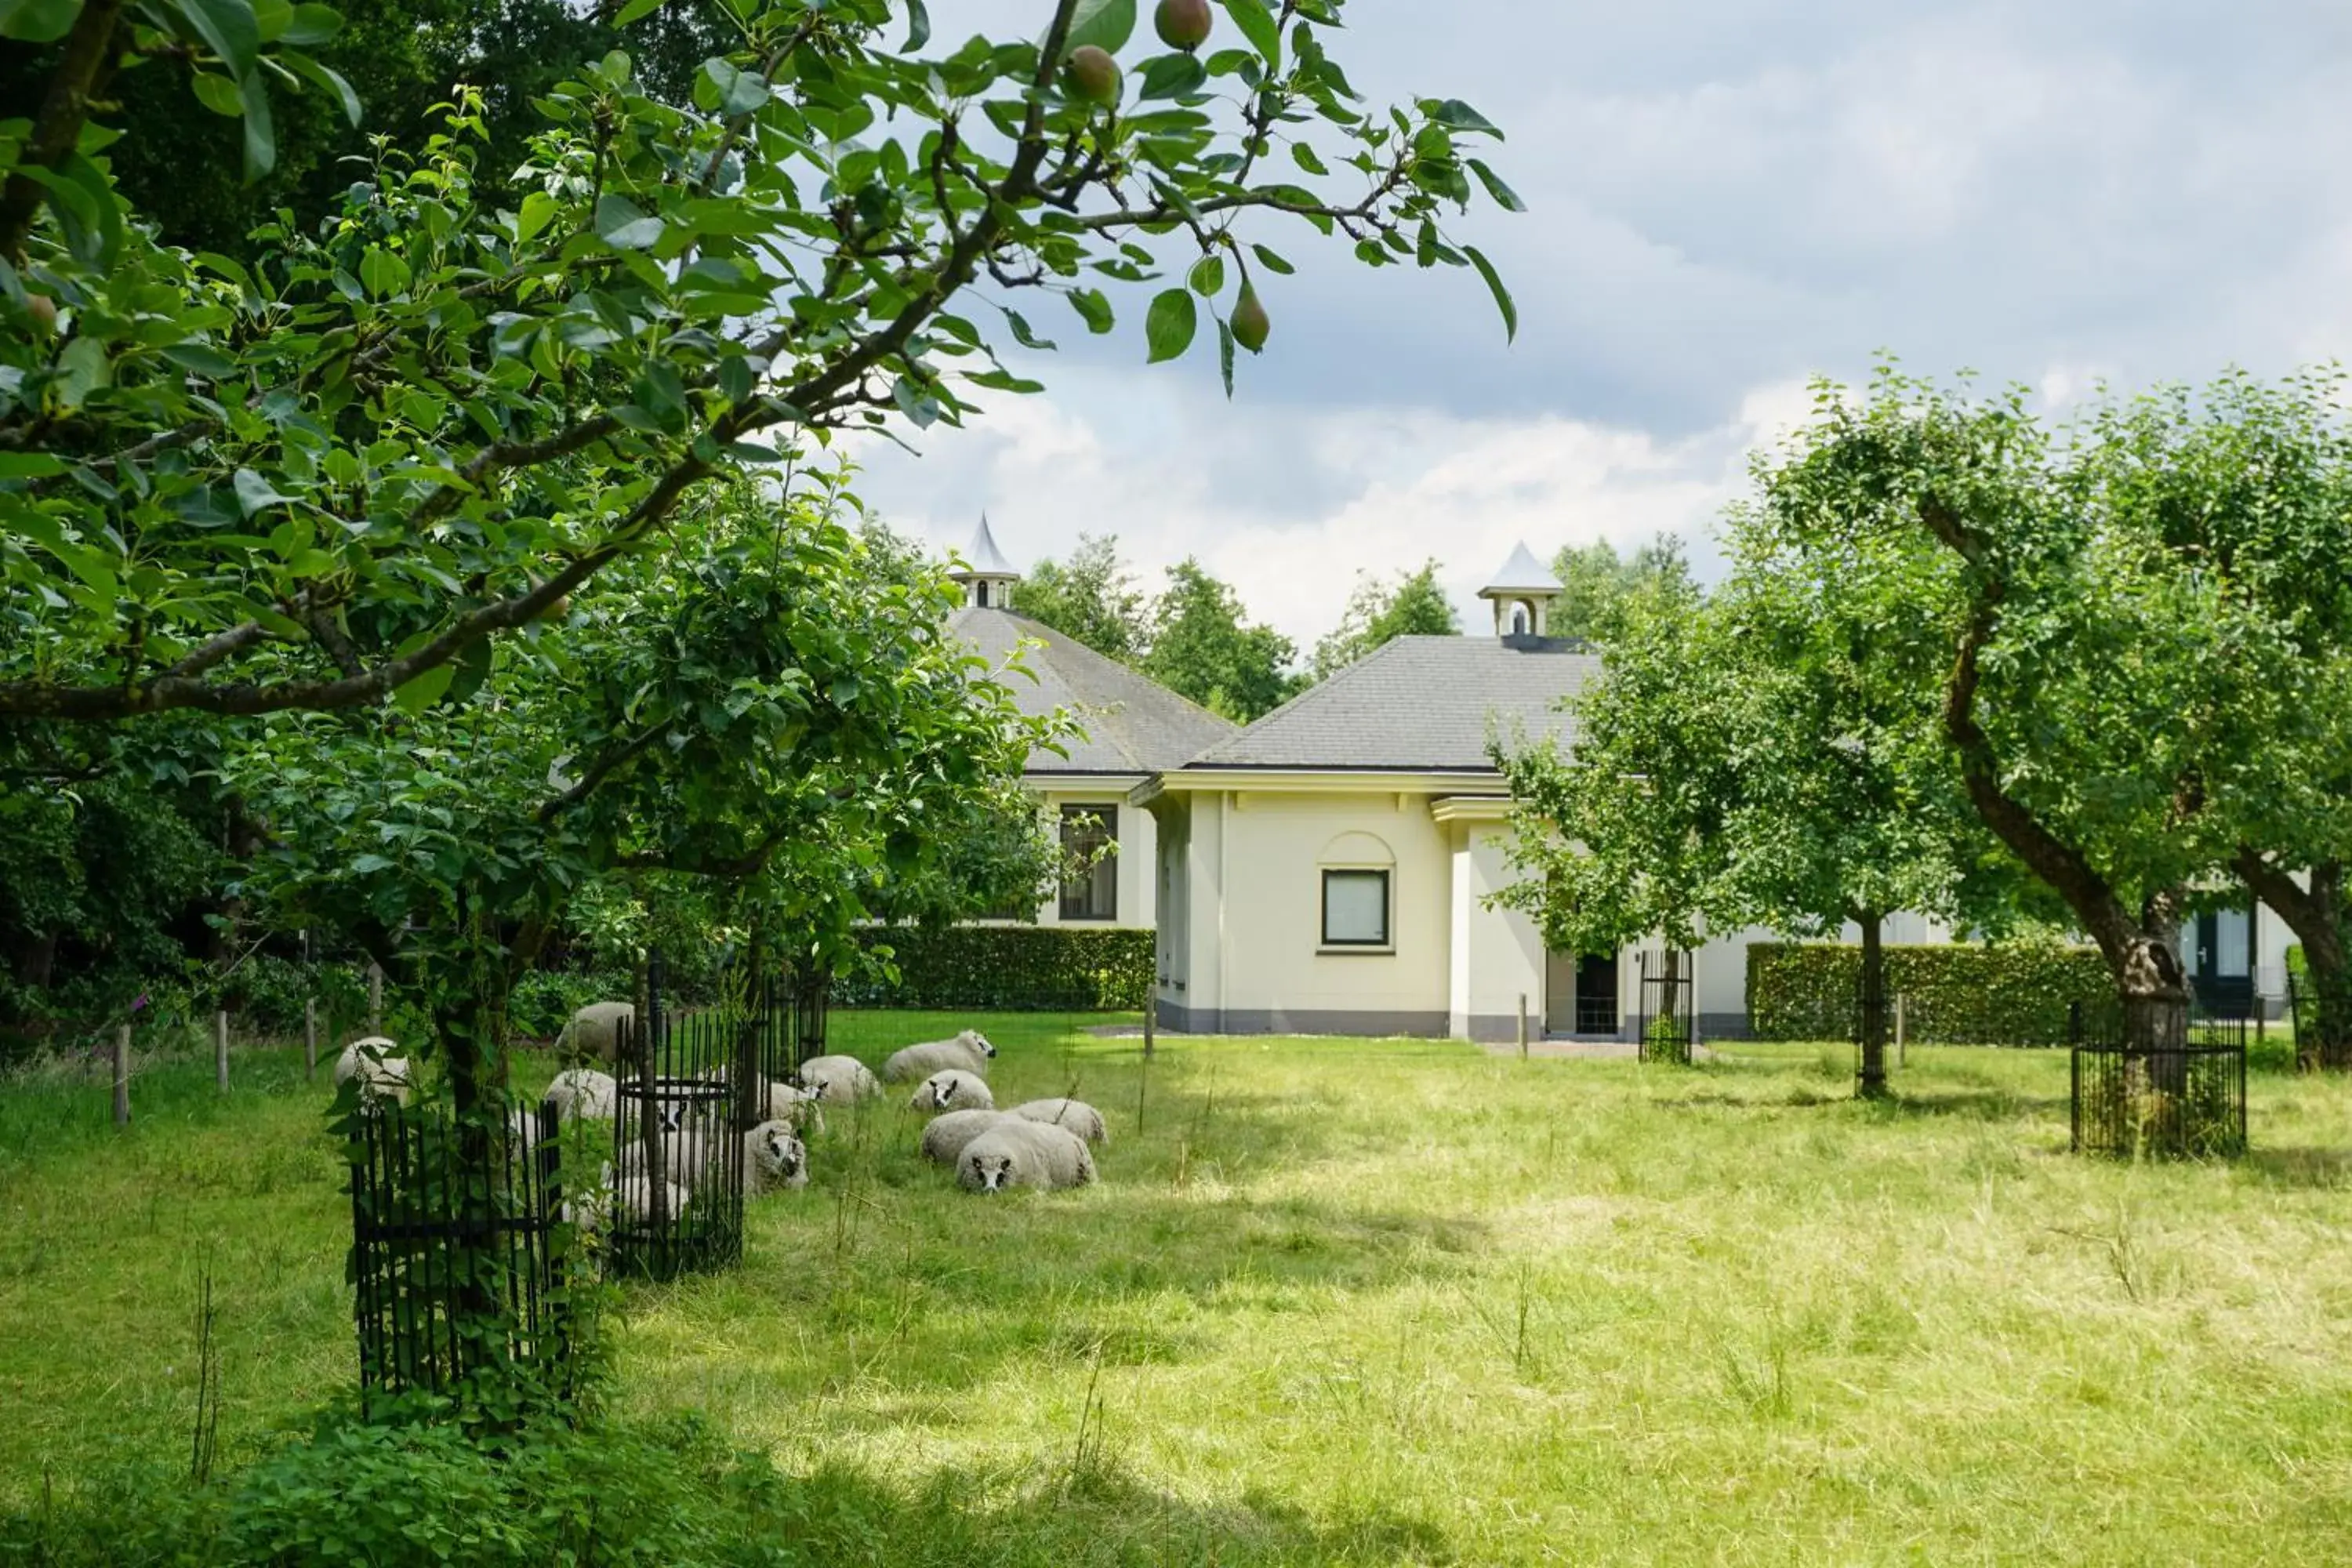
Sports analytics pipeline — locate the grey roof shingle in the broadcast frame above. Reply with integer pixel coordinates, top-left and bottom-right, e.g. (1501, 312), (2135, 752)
(953, 606), (1237, 775)
(1187, 635), (1599, 771)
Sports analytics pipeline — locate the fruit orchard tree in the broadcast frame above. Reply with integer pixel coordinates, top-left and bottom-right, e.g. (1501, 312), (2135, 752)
(1010, 532), (1152, 662)
(1309, 557), (1457, 681)
(1753, 369), (2317, 1053)
(0, 0), (1520, 724)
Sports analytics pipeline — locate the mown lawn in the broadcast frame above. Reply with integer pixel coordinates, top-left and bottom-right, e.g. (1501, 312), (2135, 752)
(4, 1015), (2351, 1564)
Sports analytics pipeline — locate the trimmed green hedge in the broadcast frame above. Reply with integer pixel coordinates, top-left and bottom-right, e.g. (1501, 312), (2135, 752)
(1747, 940), (2118, 1046)
(835, 924), (1152, 1011)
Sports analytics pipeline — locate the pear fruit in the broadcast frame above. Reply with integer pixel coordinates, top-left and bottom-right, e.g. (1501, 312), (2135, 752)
(1231, 284), (1270, 352)
(1065, 45), (1120, 105)
(24, 294), (56, 335)
(1154, 0), (1214, 49)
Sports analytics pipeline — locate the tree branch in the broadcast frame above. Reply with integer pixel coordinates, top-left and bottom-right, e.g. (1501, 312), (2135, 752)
(0, 0), (126, 261)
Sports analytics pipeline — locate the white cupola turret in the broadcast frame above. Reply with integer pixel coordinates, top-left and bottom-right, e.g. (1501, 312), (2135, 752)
(1477, 541), (1563, 638)
(947, 514), (1022, 609)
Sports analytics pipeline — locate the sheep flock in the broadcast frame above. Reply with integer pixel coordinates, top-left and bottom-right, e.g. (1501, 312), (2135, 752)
(336, 1012), (1107, 1223)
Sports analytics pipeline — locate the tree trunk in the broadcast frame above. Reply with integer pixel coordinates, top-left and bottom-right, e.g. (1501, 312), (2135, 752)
(2234, 852), (2350, 1072)
(1856, 909), (1889, 1099)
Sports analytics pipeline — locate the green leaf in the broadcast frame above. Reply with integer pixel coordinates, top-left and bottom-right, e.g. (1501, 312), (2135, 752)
(967, 368), (1047, 394)
(1250, 242), (1294, 276)
(0, 452), (67, 478)
(594, 194), (664, 250)
(1069, 287), (1114, 335)
(281, 49), (361, 127)
(1220, 0), (1279, 67)
(517, 191), (559, 242)
(1004, 308), (1056, 351)
(1290, 141), (1328, 176)
(1217, 318), (1236, 399)
(164, 343), (238, 379)
(1463, 244), (1516, 344)
(1145, 288), (1196, 363)
(1063, 0), (1135, 54)
(1138, 52), (1207, 100)
(234, 467), (292, 517)
(702, 57), (770, 116)
(1187, 253), (1224, 298)
(1429, 98), (1501, 136)
(359, 248), (409, 299)
(0, 0), (79, 43)
(393, 662), (456, 716)
(191, 71), (245, 117)
(55, 336), (110, 407)
(174, 0), (263, 82)
(280, 2), (339, 44)
(1467, 158), (1525, 212)
(612, 0), (662, 21)
(902, 0), (929, 49)
(238, 71), (275, 181)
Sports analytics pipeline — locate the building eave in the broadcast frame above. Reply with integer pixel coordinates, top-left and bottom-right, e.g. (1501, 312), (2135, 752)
(1145, 766), (1507, 797)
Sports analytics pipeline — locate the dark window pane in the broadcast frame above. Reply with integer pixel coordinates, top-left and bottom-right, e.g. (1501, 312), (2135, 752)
(1060, 804), (1118, 921)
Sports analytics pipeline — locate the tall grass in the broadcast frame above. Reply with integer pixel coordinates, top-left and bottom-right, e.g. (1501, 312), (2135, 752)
(4, 1020), (2350, 1564)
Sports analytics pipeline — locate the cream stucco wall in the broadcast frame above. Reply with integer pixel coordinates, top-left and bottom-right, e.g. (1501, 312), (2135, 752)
(1150, 786), (1459, 1035)
(1446, 823), (1547, 1042)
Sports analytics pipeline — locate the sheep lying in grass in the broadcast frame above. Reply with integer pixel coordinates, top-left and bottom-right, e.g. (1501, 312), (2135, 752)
(765, 1081), (827, 1135)
(561, 1001), (634, 1063)
(956, 1118), (1095, 1193)
(909, 1069), (993, 1113)
(883, 1030), (996, 1082)
(563, 1167), (688, 1234)
(1009, 1098), (1109, 1147)
(744, 1120), (808, 1193)
(795, 1054), (880, 1104)
(332, 1037), (412, 1105)
(545, 1067), (617, 1121)
(919, 1109), (1011, 1166)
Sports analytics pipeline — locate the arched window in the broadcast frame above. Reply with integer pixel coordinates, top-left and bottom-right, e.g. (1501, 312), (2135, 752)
(975, 580), (990, 608)
(1510, 603), (1530, 636)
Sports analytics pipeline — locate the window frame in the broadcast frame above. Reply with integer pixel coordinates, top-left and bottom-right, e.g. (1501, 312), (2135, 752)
(1058, 803), (1119, 923)
(1319, 867), (1392, 951)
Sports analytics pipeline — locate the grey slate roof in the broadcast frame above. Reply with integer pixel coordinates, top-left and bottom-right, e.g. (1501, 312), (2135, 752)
(1479, 541), (1564, 596)
(953, 606), (1238, 775)
(949, 515), (1018, 579)
(1187, 634), (1600, 772)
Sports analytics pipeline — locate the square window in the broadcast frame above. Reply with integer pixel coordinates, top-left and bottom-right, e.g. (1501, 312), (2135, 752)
(1059, 804), (1117, 922)
(1322, 869), (1390, 947)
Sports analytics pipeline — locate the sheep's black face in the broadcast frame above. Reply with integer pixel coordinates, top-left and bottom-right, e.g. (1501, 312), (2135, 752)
(971, 1032), (997, 1058)
(972, 1156), (1011, 1192)
(653, 1102), (684, 1135)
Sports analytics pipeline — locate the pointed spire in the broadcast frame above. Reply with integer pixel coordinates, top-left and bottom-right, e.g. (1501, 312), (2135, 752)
(1476, 541), (1563, 638)
(947, 513), (1022, 609)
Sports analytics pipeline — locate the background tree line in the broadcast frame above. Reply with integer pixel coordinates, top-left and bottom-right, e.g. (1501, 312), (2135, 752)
(1004, 530), (1694, 720)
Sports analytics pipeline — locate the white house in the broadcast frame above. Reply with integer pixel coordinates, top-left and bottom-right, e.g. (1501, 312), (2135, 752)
(956, 525), (2288, 1036)
(948, 517), (1235, 931)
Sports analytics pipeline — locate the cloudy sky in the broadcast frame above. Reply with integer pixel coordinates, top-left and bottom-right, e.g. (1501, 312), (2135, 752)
(848, 1), (2352, 650)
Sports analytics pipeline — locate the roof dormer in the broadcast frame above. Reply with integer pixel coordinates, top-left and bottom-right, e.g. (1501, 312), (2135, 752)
(1476, 541), (1563, 639)
(947, 514), (1022, 609)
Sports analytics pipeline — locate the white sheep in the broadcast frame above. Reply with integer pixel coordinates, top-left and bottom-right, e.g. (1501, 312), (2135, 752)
(919, 1109), (1011, 1166)
(956, 1118), (1097, 1194)
(560, 1000), (635, 1063)
(544, 1067), (617, 1121)
(1009, 1098), (1109, 1147)
(561, 1167), (688, 1233)
(909, 1068), (993, 1113)
(883, 1030), (996, 1082)
(744, 1120), (808, 1193)
(795, 1054), (880, 1104)
(765, 1081), (827, 1136)
(332, 1036), (412, 1105)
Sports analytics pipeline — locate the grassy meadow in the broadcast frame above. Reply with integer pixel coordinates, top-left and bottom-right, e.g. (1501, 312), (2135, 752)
(2, 1014), (2350, 1564)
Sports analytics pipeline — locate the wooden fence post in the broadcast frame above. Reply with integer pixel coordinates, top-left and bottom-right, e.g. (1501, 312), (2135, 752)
(1142, 1002), (1156, 1062)
(215, 1010), (230, 1093)
(1895, 993), (1907, 1071)
(1517, 993), (1530, 1058)
(304, 997), (318, 1082)
(368, 963), (384, 1036)
(113, 1024), (131, 1127)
